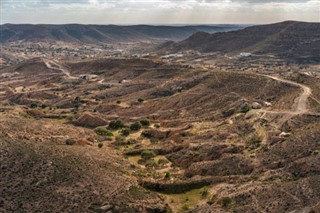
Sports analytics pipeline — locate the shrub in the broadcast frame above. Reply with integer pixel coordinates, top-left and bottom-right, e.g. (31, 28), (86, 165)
(116, 100), (121, 104)
(130, 122), (141, 131)
(181, 203), (189, 211)
(30, 103), (38, 108)
(240, 104), (250, 113)
(141, 150), (156, 160)
(140, 119), (150, 126)
(94, 127), (113, 136)
(141, 131), (152, 138)
(158, 158), (169, 165)
(164, 172), (171, 179)
(98, 143), (103, 148)
(247, 137), (261, 149)
(138, 98), (144, 103)
(127, 139), (137, 145)
(145, 159), (159, 168)
(218, 197), (232, 207)
(121, 128), (130, 137)
(65, 139), (75, 145)
(154, 124), (160, 129)
(200, 187), (209, 198)
(108, 120), (124, 130)
(150, 138), (159, 144)
(115, 135), (125, 142)
(41, 104), (47, 109)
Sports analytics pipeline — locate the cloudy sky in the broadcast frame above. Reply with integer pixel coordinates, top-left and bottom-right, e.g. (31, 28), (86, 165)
(1, 0), (319, 24)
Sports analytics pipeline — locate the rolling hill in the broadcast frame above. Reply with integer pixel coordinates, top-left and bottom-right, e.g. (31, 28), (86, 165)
(160, 21), (320, 62)
(0, 24), (243, 43)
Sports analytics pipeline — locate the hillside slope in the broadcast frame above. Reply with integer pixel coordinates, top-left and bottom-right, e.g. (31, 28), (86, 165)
(0, 24), (243, 43)
(160, 21), (320, 61)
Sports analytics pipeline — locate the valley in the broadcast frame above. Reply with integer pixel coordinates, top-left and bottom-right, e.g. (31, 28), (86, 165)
(0, 21), (320, 213)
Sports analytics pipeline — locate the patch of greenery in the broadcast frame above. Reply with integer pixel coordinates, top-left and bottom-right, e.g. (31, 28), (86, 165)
(164, 172), (171, 179)
(94, 127), (113, 136)
(121, 128), (130, 137)
(181, 203), (189, 211)
(145, 159), (159, 168)
(247, 137), (261, 150)
(115, 135), (126, 142)
(158, 158), (169, 165)
(140, 119), (150, 126)
(141, 150), (157, 160)
(130, 122), (142, 131)
(108, 120), (124, 130)
(98, 143), (103, 148)
(200, 187), (209, 198)
(138, 98), (144, 103)
(218, 197), (232, 207)
(240, 104), (250, 113)
(30, 103), (38, 108)
(141, 131), (152, 138)
(65, 139), (75, 145)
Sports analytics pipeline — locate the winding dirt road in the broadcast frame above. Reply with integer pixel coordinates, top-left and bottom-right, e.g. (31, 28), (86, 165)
(253, 74), (315, 130)
(263, 75), (311, 114)
(43, 59), (77, 80)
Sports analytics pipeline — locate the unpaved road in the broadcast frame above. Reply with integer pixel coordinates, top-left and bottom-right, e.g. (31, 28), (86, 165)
(252, 74), (314, 129)
(264, 75), (311, 114)
(43, 59), (77, 80)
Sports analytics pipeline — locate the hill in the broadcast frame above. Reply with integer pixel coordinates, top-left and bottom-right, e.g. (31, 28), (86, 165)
(1, 56), (320, 212)
(0, 24), (243, 43)
(160, 21), (320, 62)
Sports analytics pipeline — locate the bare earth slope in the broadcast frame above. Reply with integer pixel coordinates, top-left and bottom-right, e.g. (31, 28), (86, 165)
(160, 21), (320, 62)
(1, 56), (319, 212)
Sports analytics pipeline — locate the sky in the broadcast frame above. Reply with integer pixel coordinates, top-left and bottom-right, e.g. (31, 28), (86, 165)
(1, 0), (320, 24)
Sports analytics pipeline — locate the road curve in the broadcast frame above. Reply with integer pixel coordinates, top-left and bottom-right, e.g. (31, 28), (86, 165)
(262, 74), (312, 114)
(43, 59), (77, 80)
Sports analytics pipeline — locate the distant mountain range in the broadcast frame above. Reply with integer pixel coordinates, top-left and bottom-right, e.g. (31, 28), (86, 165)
(0, 24), (244, 43)
(160, 21), (320, 62)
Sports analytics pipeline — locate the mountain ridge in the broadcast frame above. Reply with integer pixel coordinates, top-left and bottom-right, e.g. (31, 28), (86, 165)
(159, 21), (320, 62)
(0, 24), (244, 43)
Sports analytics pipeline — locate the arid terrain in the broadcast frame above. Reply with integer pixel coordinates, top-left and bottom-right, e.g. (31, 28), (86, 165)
(0, 21), (320, 213)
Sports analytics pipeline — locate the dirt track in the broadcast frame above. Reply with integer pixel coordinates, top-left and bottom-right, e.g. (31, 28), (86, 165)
(264, 75), (311, 114)
(43, 59), (77, 80)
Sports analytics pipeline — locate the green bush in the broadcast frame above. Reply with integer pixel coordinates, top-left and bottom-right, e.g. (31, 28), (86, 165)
(240, 104), (250, 113)
(145, 159), (159, 168)
(121, 128), (130, 137)
(150, 138), (159, 144)
(141, 131), (152, 138)
(30, 103), (38, 108)
(116, 100), (121, 104)
(108, 120), (124, 130)
(141, 150), (156, 160)
(65, 139), (75, 145)
(138, 98), (144, 103)
(181, 203), (189, 211)
(247, 138), (261, 149)
(154, 124), (160, 129)
(140, 119), (150, 126)
(130, 122), (142, 131)
(98, 143), (103, 148)
(218, 197), (232, 207)
(164, 172), (171, 179)
(158, 158), (169, 165)
(115, 135), (125, 142)
(94, 127), (113, 136)
(200, 187), (209, 198)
